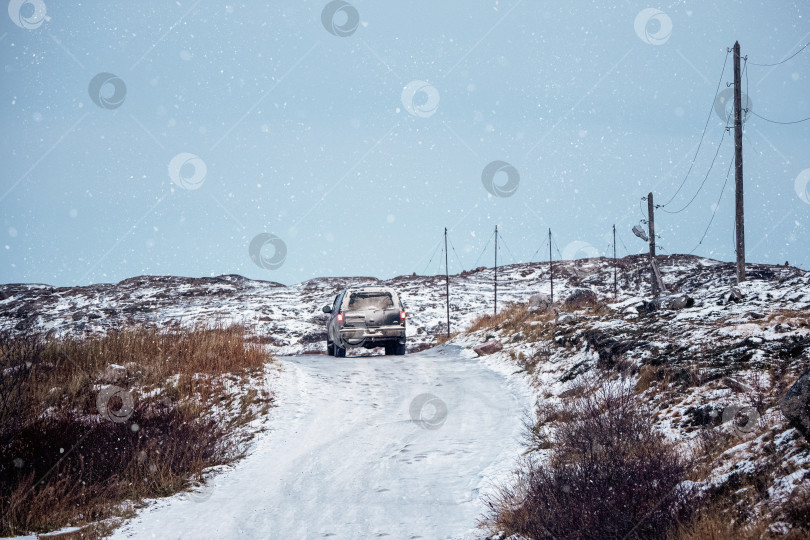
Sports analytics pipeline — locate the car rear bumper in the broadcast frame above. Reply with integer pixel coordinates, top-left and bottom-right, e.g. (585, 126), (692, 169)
(339, 325), (405, 346)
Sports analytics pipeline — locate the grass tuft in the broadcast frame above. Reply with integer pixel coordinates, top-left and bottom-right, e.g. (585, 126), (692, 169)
(0, 325), (273, 536)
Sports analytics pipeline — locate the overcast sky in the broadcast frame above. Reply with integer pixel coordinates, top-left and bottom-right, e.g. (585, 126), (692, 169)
(2, 0), (809, 286)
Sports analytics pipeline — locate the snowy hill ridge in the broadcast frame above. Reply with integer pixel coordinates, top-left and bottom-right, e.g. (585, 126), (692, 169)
(0, 254), (807, 356)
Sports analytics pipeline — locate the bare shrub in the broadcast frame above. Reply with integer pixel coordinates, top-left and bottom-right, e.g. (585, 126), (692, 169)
(0, 326), (271, 536)
(488, 381), (695, 539)
(783, 483), (810, 534)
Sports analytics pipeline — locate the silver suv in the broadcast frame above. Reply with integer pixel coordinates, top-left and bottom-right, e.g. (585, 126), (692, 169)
(322, 286), (407, 357)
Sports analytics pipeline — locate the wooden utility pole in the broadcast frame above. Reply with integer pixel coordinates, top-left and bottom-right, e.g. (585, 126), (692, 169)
(733, 40), (746, 283)
(444, 228), (450, 337)
(548, 228), (553, 304)
(647, 193), (660, 297)
(494, 226), (498, 315)
(613, 224), (617, 301)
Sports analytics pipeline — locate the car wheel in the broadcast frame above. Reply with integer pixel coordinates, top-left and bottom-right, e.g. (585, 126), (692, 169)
(395, 342), (406, 355)
(327, 340), (334, 356)
(384, 343), (394, 355)
(335, 344), (346, 358)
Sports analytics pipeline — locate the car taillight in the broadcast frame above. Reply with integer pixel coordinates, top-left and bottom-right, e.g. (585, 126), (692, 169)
(337, 314), (343, 322)
(400, 311), (407, 320)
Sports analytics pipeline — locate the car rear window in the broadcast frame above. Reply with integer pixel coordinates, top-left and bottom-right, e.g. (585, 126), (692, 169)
(347, 292), (394, 310)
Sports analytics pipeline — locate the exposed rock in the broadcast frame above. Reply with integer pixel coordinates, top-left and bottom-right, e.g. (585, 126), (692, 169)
(557, 312), (577, 324)
(727, 287), (744, 304)
(101, 364), (127, 383)
(780, 369), (810, 440)
(563, 289), (598, 310)
(473, 339), (503, 356)
(528, 293), (553, 311)
(511, 332), (524, 342)
(636, 299), (662, 315)
(668, 295), (695, 310)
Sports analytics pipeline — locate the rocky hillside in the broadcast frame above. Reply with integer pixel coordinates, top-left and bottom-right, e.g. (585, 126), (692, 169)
(2, 255), (809, 534)
(446, 259), (810, 535)
(0, 255), (806, 358)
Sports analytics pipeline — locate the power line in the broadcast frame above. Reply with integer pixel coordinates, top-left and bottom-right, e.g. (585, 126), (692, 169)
(748, 109), (810, 125)
(447, 236), (465, 272)
(496, 230), (519, 264)
(530, 237), (548, 262)
(550, 234), (563, 259)
(688, 148), (735, 254)
(661, 49), (731, 207)
(420, 238), (443, 275)
(659, 120), (731, 214)
(472, 230), (496, 268)
(748, 42), (809, 66)
(616, 230), (630, 255)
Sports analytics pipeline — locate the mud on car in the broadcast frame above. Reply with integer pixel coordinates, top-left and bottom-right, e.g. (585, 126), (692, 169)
(322, 286), (406, 357)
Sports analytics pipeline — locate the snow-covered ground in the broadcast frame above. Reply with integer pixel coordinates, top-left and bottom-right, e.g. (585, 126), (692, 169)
(3, 254), (804, 357)
(4, 254), (808, 537)
(110, 345), (532, 540)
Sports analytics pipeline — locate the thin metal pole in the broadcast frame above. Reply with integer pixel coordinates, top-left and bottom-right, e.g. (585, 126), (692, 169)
(444, 228), (450, 337)
(549, 228), (553, 304)
(613, 224), (617, 301)
(494, 225), (498, 315)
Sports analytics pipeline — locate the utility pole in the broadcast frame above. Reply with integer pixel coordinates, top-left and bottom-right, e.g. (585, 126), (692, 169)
(613, 224), (617, 301)
(548, 228), (553, 304)
(444, 228), (450, 337)
(494, 226), (498, 315)
(647, 193), (660, 298)
(733, 40), (746, 283)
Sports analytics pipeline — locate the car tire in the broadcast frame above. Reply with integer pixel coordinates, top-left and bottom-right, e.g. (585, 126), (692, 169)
(335, 344), (346, 358)
(327, 340), (334, 356)
(384, 343), (394, 355)
(395, 342), (406, 355)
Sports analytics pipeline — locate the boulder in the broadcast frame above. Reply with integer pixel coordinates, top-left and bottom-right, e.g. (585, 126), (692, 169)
(635, 299), (662, 316)
(668, 295), (695, 310)
(727, 287), (744, 304)
(557, 312), (577, 324)
(101, 364), (127, 383)
(528, 294), (553, 311)
(780, 368), (810, 440)
(511, 331), (524, 342)
(563, 289), (598, 310)
(473, 339), (503, 356)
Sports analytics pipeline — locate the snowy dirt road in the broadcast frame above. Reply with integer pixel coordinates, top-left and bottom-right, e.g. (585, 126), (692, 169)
(111, 345), (530, 540)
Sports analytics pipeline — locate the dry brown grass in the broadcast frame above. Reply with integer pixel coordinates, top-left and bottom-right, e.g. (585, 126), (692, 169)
(667, 505), (770, 540)
(466, 303), (558, 337)
(434, 332), (461, 346)
(0, 326), (273, 537)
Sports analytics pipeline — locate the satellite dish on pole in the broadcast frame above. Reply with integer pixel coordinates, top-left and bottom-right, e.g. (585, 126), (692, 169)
(632, 225), (649, 242)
